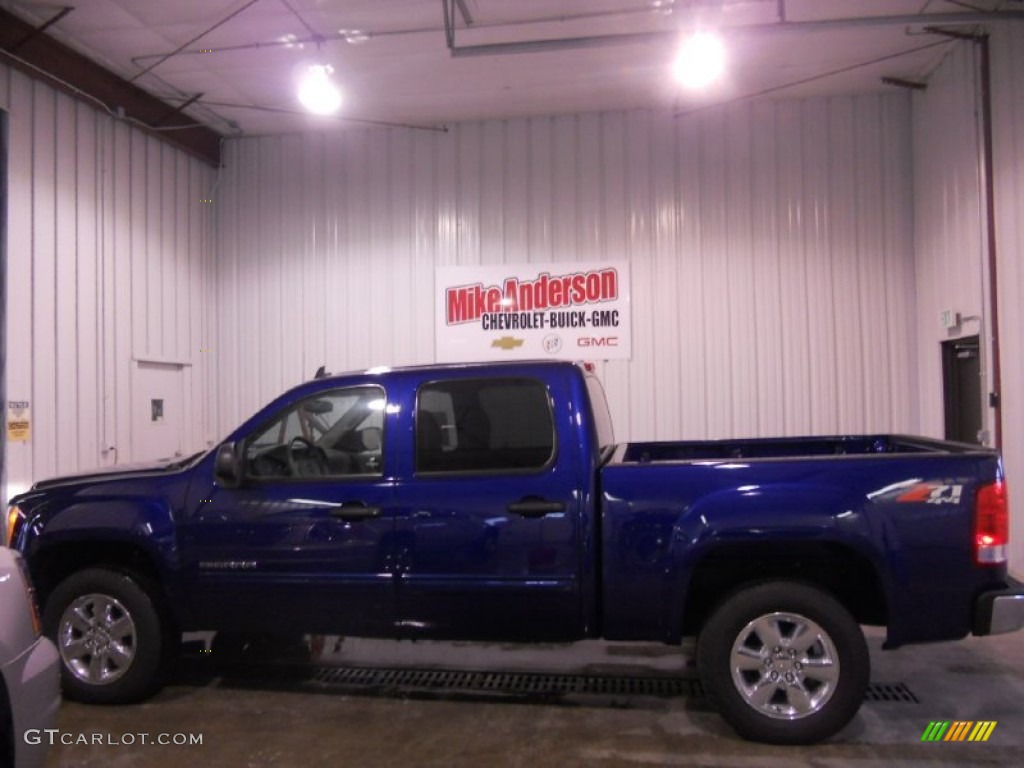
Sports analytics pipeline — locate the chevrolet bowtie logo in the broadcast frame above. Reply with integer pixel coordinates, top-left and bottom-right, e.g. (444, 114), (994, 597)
(491, 336), (525, 351)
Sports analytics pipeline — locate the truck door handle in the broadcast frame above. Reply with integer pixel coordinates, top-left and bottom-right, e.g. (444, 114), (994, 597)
(329, 504), (381, 521)
(507, 499), (566, 518)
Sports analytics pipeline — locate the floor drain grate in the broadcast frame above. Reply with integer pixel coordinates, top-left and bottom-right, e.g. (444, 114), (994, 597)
(309, 666), (919, 705)
(865, 682), (919, 703)
(310, 666), (701, 698)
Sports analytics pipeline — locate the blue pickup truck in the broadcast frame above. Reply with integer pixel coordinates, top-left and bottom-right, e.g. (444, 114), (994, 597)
(5, 361), (1023, 744)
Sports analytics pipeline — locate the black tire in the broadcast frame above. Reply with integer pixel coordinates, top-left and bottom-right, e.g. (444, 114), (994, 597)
(42, 568), (169, 704)
(697, 581), (869, 745)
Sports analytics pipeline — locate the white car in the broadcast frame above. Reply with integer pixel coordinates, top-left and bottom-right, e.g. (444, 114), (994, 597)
(1, 547), (61, 768)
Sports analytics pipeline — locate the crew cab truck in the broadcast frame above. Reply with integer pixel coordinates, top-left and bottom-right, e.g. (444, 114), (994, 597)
(5, 361), (1023, 744)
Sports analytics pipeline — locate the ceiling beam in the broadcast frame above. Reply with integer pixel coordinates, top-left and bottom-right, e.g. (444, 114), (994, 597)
(446, 10), (1024, 57)
(7, 6), (73, 52)
(0, 7), (221, 167)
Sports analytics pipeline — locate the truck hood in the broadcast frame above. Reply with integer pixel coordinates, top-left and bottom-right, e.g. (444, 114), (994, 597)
(30, 456), (197, 492)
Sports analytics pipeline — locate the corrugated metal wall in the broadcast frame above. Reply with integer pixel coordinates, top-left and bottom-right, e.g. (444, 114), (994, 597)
(912, 29), (1024, 575)
(991, 23), (1024, 572)
(911, 31), (1024, 574)
(214, 95), (917, 444)
(1, 63), (216, 500)
(912, 42), (987, 441)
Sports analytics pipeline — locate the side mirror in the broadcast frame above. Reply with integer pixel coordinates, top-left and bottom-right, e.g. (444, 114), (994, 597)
(214, 442), (243, 489)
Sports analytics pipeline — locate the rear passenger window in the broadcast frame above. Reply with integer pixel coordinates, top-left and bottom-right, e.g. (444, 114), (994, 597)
(416, 378), (555, 473)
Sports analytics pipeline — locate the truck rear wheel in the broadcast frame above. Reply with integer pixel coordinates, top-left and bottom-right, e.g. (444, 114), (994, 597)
(43, 568), (168, 704)
(696, 581), (868, 744)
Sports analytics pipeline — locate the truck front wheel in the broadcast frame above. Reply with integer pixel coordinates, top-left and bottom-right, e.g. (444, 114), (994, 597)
(43, 568), (169, 704)
(696, 581), (869, 744)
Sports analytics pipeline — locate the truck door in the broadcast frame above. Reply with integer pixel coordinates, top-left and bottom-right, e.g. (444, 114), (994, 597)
(392, 375), (583, 640)
(181, 384), (397, 636)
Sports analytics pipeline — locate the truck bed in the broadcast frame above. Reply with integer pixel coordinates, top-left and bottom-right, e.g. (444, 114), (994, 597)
(601, 433), (1003, 648)
(619, 434), (988, 463)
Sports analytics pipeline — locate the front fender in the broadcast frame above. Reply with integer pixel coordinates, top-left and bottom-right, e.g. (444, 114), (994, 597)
(28, 497), (175, 554)
(21, 495), (184, 613)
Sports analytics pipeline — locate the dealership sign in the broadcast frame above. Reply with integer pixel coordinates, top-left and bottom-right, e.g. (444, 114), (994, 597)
(436, 263), (631, 362)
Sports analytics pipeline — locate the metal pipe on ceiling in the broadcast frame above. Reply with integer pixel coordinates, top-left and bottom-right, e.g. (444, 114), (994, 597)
(131, 4), (661, 62)
(977, 33), (1004, 450)
(672, 37), (953, 117)
(454, 0), (474, 26)
(128, 0), (261, 81)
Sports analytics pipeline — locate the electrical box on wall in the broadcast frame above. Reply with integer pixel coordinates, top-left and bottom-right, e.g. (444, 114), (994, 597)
(940, 309), (961, 330)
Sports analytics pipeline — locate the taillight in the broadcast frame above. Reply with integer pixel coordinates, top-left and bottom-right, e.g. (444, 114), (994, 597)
(974, 481), (1009, 566)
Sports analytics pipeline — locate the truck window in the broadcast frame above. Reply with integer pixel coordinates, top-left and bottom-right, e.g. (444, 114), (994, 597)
(416, 378), (554, 473)
(245, 385), (386, 478)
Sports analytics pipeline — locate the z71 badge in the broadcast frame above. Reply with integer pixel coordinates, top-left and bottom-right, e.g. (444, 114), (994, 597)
(896, 483), (964, 504)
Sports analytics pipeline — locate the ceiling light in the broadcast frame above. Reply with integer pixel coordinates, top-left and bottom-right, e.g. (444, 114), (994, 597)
(298, 64), (342, 115)
(672, 31), (726, 89)
(339, 29), (370, 45)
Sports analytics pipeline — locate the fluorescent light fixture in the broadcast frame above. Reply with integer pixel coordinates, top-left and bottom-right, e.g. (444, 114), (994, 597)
(672, 31), (726, 89)
(298, 64), (342, 115)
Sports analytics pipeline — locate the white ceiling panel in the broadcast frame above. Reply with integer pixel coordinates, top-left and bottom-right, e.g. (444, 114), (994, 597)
(0, 0), (1018, 135)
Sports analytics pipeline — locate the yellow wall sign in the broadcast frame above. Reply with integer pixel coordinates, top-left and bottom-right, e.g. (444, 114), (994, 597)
(6, 400), (31, 442)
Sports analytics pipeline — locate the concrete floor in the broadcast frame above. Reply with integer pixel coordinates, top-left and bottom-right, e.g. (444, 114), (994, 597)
(43, 627), (1022, 767)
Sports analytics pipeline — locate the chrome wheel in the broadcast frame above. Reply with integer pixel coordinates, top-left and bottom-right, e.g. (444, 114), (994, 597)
(58, 593), (138, 685)
(730, 611), (839, 720)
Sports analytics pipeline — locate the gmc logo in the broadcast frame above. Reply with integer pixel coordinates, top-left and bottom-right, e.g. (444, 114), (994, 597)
(577, 336), (619, 347)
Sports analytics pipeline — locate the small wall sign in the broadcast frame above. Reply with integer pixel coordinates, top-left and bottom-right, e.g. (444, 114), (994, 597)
(6, 400), (31, 442)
